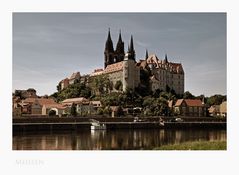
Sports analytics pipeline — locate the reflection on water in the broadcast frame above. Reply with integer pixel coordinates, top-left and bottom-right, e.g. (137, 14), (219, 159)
(13, 129), (226, 150)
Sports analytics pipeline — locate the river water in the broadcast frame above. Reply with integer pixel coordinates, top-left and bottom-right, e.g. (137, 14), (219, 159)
(13, 129), (226, 150)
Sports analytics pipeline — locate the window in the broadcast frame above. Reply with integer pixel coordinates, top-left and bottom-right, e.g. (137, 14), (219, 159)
(194, 107), (198, 112)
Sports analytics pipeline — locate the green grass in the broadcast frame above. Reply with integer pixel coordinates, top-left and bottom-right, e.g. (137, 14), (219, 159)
(154, 141), (227, 150)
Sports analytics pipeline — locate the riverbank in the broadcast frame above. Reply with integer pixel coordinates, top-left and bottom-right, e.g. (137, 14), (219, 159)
(13, 116), (226, 133)
(154, 141), (227, 150)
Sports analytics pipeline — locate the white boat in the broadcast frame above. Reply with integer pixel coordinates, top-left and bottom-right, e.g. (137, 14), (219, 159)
(90, 119), (106, 130)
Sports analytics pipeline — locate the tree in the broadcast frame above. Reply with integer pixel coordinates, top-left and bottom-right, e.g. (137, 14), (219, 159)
(114, 80), (123, 91)
(70, 103), (77, 116)
(206, 94), (226, 106)
(183, 91), (195, 99)
(57, 82), (62, 92)
(89, 74), (112, 96)
(116, 105), (124, 117)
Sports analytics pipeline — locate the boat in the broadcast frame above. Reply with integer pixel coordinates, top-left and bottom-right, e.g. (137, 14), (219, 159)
(159, 117), (165, 126)
(89, 119), (106, 130)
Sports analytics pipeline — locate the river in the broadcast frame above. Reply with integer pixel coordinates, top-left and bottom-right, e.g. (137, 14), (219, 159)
(13, 129), (226, 150)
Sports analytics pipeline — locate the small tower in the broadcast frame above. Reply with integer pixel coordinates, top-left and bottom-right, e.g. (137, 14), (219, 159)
(145, 49), (149, 60)
(127, 35), (136, 61)
(164, 54), (168, 63)
(122, 51), (139, 91)
(104, 28), (114, 68)
(115, 30), (125, 62)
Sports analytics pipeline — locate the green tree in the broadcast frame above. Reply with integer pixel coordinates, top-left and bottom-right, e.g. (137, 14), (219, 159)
(183, 91), (195, 99)
(57, 82), (62, 92)
(70, 103), (77, 116)
(116, 105), (124, 117)
(206, 94), (226, 106)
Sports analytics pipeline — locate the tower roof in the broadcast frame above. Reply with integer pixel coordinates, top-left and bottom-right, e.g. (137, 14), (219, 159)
(129, 35), (134, 52)
(107, 28), (112, 41)
(145, 49), (149, 59)
(165, 54), (168, 63)
(105, 28), (114, 51)
(117, 29), (123, 43)
(116, 29), (124, 53)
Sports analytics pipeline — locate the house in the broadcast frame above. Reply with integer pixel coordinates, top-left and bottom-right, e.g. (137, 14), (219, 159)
(22, 97), (62, 116)
(208, 105), (220, 117)
(42, 104), (67, 116)
(69, 72), (81, 85)
(174, 99), (206, 117)
(61, 97), (93, 115)
(220, 101), (227, 117)
(208, 101), (227, 117)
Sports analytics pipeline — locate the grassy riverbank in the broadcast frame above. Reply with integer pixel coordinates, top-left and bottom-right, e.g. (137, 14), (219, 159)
(154, 141), (226, 150)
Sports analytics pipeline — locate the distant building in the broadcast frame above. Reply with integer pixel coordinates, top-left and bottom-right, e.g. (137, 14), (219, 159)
(90, 30), (140, 92)
(208, 101), (227, 117)
(137, 54), (184, 95)
(60, 78), (69, 90)
(174, 99), (206, 117)
(13, 97), (66, 116)
(69, 72), (81, 85)
(208, 105), (220, 116)
(58, 29), (184, 95)
(59, 72), (81, 90)
(61, 97), (93, 115)
(220, 101), (227, 117)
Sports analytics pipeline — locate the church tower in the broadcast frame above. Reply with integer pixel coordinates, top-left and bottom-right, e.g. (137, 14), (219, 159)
(127, 35), (136, 61)
(145, 49), (149, 60)
(104, 28), (114, 68)
(115, 30), (125, 62)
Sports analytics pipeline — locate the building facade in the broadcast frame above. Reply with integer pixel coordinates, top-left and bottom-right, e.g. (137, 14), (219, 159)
(138, 54), (184, 95)
(58, 29), (184, 95)
(174, 99), (206, 117)
(91, 30), (140, 92)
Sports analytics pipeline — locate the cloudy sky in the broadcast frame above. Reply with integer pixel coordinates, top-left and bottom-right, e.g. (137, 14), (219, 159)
(13, 13), (226, 96)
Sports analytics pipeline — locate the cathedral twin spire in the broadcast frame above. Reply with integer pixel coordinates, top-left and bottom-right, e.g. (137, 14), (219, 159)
(104, 28), (135, 68)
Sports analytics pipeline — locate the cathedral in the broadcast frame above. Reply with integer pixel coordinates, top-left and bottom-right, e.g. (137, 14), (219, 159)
(89, 29), (185, 95)
(59, 29), (185, 95)
(104, 29), (135, 68)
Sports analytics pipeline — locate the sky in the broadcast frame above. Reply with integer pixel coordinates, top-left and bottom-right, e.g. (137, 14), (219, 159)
(12, 13), (226, 97)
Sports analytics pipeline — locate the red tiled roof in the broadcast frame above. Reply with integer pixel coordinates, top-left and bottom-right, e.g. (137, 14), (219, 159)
(175, 99), (184, 106)
(44, 104), (66, 110)
(104, 62), (123, 74)
(61, 97), (89, 104)
(185, 99), (203, 107)
(23, 98), (57, 106)
(175, 99), (203, 107)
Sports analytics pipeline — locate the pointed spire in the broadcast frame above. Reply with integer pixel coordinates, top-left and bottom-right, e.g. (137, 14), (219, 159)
(105, 28), (114, 52)
(107, 28), (112, 41)
(127, 35), (135, 61)
(165, 54), (168, 63)
(118, 29), (122, 43)
(129, 35), (134, 52)
(145, 49), (149, 60)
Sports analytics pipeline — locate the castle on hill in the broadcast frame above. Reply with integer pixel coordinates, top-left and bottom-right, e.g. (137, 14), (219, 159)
(60, 29), (184, 95)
